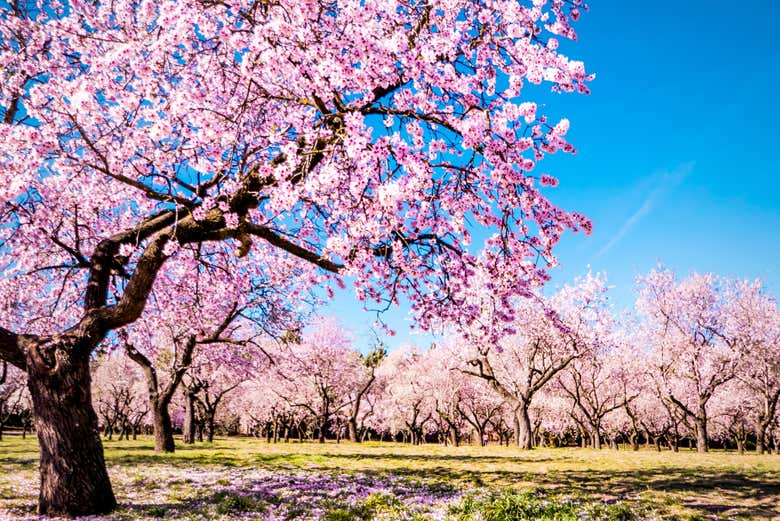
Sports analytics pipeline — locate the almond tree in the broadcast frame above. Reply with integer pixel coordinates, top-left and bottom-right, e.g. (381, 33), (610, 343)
(346, 344), (386, 443)
(272, 318), (363, 443)
(456, 373), (505, 444)
(91, 354), (148, 441)
(183, 342), (264, 442)
(0, 362), (28, 440)
(557, 341), (627, 450)
(377, 345), (436, 444)
(638, 269), (742, 453)
(460, 273), (610, 449)
(0, 0), (592, 513)
(725, 281), (780, 454)
(710, 380), (754, 453)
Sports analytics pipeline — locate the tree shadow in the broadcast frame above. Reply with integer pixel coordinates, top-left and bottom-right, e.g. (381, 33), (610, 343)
(313, 451), (561, 464)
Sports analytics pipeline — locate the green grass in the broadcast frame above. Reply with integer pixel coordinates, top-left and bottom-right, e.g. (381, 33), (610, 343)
(1, 435), (779, 519)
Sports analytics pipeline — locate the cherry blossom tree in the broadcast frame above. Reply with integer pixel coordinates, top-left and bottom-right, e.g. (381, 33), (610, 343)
(272, 318), (363, 443)
(117, 249), (298, 452)
(0, 362), (29, 440)
(557, 341), (626, 450)
(638, 269), (742, 453)
(346, 344), (386, 443)
(377, 345), (436, 444)
(423, 343), (472, 445)
(530, 389), (571, 447)
(0, 0), (592, 513)
(725, 281), (780, 454)
(235, 361), (301, 442)
(183, 340), (265, 442)
(710, 380), (754, 453)
(460, 273), (610, 449)
(91, 353), (148, 441)
(455, 371), (505, 444)
(611, 342), (652, 451)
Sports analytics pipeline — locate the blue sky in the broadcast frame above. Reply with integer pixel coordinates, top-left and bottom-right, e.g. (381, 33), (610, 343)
(324, 0), (780, 351)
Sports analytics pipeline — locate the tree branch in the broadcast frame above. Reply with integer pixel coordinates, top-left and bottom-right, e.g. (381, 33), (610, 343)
(0, 327), (26, 370)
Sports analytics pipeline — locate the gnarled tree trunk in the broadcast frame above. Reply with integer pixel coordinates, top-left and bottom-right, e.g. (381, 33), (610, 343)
(151, 398), (175, 452)
(26, 337), (116, 516)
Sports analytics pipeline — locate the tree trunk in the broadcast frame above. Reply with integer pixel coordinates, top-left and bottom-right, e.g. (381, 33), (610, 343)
(206, 412), (215, 442)
(591, 427), (601, 450)
(318, 416), (328, 443)
(152, 400), (175, 453)
(183, 391), (196, 444)
(694, 418), (709, 453)
(630, 431), (639, 451)
(514, 405), (533, 450)
(27, 352), (116, 516)
(348, 417), (359, 443)
(757, 421), (768, 455)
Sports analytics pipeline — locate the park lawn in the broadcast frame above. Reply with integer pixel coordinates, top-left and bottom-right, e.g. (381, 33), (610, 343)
(1, 436), (779, 520)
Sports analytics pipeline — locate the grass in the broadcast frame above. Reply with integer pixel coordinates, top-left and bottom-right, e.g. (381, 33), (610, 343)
(1, 435), (779, 519)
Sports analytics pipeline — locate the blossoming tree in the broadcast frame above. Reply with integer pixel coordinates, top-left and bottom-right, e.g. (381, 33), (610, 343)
(0, 0), (591, 514)
(638, 269), (743, 453)
(460, 273), (610, 449)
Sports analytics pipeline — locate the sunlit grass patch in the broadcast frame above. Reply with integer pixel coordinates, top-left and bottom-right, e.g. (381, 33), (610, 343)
(1, 435), (779, 519)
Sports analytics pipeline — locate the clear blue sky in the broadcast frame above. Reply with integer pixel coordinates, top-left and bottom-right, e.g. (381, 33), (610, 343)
(324, 0), (780, 351)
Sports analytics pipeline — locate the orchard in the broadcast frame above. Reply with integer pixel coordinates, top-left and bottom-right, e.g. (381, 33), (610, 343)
(1, 0), (778, 520)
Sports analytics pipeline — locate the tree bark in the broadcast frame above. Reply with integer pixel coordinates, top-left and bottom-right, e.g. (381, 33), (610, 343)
(348, 416), (359, 443)
(205, 412), (215, 442)
(152, 400), (175, 453)
(318, 415), (329, 443)
(183, 390), (197, 444)
(629, 431), (639, 451)
(694, 418), (709, 453)
(514, 404), (533, 450)
(26, 340), (116, 516)
(591, 425), (602, 450)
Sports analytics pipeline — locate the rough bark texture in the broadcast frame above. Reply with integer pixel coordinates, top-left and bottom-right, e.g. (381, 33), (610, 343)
(152, 401), (176, 453)
(183, 390), (197, 444)
(514, 405), (533, 450)
(25, 338), (116, 516)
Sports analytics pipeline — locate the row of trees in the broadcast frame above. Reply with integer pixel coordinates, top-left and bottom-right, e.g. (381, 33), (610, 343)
(7, 268), (773, 457)
(224, 270), (780, 455)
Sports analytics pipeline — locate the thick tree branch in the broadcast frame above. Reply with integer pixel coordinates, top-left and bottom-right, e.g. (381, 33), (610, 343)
(246, 224), (342, 273)
(0, 327), (27, 370)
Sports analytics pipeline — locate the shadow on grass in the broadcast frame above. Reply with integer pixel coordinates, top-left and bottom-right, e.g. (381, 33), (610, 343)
(110, 453), (243, 468)
(4, 440), (780, 519)
(314, 451), (562, 464)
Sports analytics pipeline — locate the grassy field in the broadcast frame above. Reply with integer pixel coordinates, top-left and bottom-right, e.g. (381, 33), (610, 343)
(1, 436), (779, 520)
